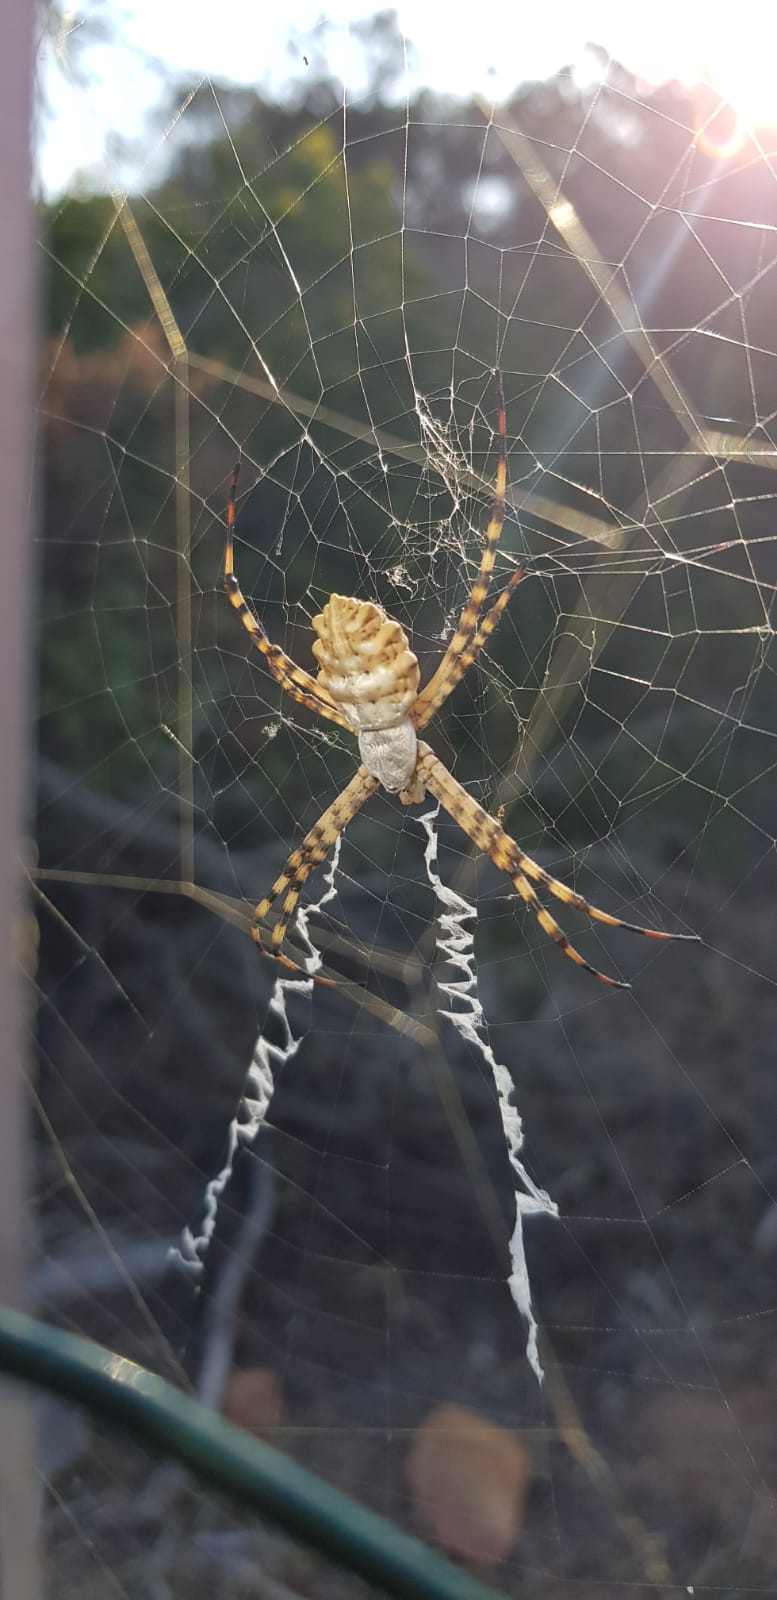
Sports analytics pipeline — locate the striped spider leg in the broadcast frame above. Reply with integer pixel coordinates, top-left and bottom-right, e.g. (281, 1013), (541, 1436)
(413, 369), (524, 731)
(224, 463), (354, 734)
(416, 742), (698, 987)
(249, 766), (379, 976)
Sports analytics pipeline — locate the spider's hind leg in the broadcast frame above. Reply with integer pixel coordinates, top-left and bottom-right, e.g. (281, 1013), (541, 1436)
(250, 765), (379, 976)
(416, 741), (697, 989)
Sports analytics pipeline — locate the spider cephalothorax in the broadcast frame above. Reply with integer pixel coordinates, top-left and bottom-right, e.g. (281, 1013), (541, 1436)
(224, 373), (697, 988)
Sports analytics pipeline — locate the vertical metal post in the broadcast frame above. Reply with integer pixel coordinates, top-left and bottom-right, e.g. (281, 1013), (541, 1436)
(0, 0), (43, 1595)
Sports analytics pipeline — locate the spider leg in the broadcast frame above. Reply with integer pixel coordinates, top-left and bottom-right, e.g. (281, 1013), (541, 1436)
(413, 370), (511, 729)
(414, 563), (523, 730)
(251, 765), (380, 977)
(224, 463), (355, 734)
(416, 742), (698, 988)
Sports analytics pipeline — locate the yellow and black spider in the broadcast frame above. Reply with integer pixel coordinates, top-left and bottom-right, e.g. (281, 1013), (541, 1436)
(224, 373), (697, 988)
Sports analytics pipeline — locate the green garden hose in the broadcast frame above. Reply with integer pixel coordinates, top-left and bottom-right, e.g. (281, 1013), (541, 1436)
(0, 1307), (504, 1600)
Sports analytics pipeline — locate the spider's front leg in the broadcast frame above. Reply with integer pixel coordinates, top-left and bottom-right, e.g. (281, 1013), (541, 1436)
(413, 370), (519, 729)
(224, 463), (355, 733)
(251, 765), (379, 977)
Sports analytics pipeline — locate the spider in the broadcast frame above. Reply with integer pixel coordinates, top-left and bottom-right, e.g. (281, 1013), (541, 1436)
(224, 374), (697, 990)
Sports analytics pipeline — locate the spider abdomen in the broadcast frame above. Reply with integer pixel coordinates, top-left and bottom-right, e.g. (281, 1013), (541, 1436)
(311, 594), (420, 731)
(358, 722), (419, 795)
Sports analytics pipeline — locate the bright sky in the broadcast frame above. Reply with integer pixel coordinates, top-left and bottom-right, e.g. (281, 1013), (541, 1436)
(40, 0), (777, 196)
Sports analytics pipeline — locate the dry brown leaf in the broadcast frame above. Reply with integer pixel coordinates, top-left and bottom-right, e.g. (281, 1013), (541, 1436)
(223, 1367), (283, 1435)
(633, 1385), (777, 1524)
(406, 1402), (531, 1566)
